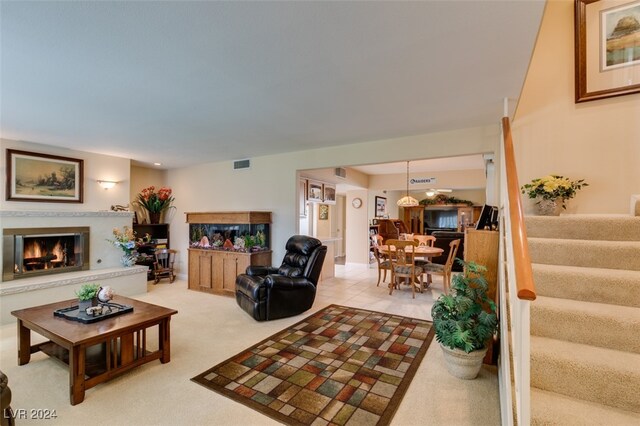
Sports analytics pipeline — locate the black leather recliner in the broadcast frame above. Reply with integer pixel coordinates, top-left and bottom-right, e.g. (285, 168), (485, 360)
(235, 235), (327, 321)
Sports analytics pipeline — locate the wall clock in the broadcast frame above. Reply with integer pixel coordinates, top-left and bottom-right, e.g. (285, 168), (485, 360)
(352, 198), (362, 209)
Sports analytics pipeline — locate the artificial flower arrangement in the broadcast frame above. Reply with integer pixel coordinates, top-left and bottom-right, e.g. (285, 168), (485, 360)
(136, 186), (174, 213)
(108, 226), (150, 256)
(521, 175), (588, 209)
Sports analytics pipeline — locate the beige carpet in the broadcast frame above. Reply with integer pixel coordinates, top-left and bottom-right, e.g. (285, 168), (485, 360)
(526, 215), (640, 425)
(0, 264), (499, 425)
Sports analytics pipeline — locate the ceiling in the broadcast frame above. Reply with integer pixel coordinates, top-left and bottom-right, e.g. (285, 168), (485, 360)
(350, 155), (486, 176)
(0, 1), (545, 169)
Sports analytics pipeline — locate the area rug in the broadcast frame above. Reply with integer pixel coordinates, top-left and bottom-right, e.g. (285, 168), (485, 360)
(192, 304), (434, 426)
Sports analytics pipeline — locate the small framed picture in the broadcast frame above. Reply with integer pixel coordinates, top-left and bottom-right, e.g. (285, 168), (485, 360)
(308, 180), (323, 202)
(323, 184), (336, 204)
(319, 204), (329, 220)
(6, 149), (84, 203)
(375, 196), (387, 217)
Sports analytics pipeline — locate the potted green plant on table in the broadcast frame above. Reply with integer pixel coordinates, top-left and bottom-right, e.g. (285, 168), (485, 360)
(431, 260), (498, 379)
(75, 283), (100, 312)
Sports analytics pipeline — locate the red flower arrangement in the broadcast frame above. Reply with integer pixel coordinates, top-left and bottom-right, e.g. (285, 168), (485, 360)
(136, 186), (174, 213)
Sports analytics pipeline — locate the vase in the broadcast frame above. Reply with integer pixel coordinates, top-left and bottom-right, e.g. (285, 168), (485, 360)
(535, 198), (561, 216)
(149, 212), (161, 224)
(78, 297), (98, 312)
(121, 254), (138, 267)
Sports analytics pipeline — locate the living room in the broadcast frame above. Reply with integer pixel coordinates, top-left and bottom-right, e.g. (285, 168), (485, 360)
(1, 0), (640, 424)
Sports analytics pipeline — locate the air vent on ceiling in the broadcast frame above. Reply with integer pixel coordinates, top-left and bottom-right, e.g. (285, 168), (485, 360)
(334, 167), (346, 179)
(233, 159), (251, 170)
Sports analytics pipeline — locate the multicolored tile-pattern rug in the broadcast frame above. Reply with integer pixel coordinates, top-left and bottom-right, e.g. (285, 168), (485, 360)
(192, 304), (434, 426)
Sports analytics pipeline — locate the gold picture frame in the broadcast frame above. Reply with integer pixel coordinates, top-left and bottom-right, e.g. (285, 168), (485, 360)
(575, 0), (640, 102)
(6, 149), (84, 203)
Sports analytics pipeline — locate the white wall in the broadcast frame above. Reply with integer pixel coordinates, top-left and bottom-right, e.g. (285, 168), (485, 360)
(1, 139), (132, 212)
(513, 0), (640, 214)
(167, 124), (499, 268)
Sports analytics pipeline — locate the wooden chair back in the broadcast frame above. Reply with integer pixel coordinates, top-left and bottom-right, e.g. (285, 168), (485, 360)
(153, 249), (177, 284)
(444, 239), (461, 273)
(386, 239), (423, 298)
(414, 235), (436, 247)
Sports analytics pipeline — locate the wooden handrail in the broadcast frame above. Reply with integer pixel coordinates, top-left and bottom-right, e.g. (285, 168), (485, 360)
(502, 117), (536, 301)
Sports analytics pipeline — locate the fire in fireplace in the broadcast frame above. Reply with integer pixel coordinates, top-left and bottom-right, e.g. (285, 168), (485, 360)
(3, 227), (90, 281)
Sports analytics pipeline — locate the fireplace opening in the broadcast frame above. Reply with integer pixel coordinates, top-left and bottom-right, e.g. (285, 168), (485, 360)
(3, 227), (90, 281)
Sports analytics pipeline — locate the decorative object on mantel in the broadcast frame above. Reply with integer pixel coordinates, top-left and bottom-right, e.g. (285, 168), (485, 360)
(75, 283), (100, 312)
(521, 175), (588, 215)
(108, 226), (149, 267)
(420, 194), (474, 206)
(135, 186), (175, 224)
(431, 260), (498, 379)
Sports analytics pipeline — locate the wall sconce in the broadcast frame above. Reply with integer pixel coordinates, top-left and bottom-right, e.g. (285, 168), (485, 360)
(97, 180), (118, 190)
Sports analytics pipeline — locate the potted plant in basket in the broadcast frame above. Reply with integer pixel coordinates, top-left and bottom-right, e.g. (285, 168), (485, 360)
(75, 283), (100, 312)
(431, 260), (498, 379)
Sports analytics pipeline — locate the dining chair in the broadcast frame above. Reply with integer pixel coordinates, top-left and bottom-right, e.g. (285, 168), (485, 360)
(371, 234), (390, 286)
(422, 239), (460, 294)
(386, 239), (424, 299)
(153, 249), (177, 284)
(414, 235), (437, 285)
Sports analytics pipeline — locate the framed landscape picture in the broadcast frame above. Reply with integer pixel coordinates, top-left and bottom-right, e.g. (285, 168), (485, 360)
(575, 0), (640, 102)
(6, 149), (84, 203)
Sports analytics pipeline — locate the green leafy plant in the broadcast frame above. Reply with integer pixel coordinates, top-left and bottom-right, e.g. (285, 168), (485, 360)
(521, 175), (588, 209)
(420, 194), (474, 206)
(431, 260), (498, 353)
(75, 283), (100, 301)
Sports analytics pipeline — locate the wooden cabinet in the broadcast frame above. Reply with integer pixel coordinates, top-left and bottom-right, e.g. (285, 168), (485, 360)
(464, 229), (499, 364)
(188, 249), (272, 295)
(401, 206), (424, 234)
(133, 223), (170, 280)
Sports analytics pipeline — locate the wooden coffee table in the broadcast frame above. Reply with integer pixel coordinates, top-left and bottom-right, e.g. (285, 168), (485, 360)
(11, 295), (178, 405)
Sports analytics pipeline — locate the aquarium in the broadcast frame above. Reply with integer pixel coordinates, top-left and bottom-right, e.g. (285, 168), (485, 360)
(189, 223), (270, 252)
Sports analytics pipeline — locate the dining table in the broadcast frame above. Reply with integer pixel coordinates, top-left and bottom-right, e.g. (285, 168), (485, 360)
(377, 244), (444, 287)
(377, 244), (444, 260)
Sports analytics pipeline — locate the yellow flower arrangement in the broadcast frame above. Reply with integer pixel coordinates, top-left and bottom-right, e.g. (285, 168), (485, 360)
(521, 175), (588, 209)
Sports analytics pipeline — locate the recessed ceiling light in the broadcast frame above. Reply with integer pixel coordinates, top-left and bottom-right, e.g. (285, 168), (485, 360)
(153, 162), (162, 166)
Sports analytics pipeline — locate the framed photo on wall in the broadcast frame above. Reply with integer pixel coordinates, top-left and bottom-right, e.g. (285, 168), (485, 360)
(575, 0), (640, 102)
(323, 184), (336, 204)
(319, 204), (329, 220)
(299, 179), (308, 217)
(375, 196), (387, 217)
(308, 180), (323, 202)
(6, 149), (84, 203)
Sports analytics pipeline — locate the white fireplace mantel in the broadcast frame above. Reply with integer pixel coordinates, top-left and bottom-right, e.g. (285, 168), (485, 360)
(0, 210), (133, 218)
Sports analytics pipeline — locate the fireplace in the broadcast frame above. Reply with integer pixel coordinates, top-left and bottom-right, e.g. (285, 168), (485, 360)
(3, 227), (90, 281)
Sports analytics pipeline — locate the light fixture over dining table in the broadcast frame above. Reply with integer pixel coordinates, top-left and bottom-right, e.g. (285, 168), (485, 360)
(397, 161), (419, 207)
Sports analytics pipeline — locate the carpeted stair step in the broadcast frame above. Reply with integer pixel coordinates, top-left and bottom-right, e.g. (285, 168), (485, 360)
(532, 263), (640, 307)
(526, 215), (640, 241)
(531, 336), (640, 413)
(531, 388), (640, 425)
(528, 238), (640, 271)
(531, 296), (640, 353)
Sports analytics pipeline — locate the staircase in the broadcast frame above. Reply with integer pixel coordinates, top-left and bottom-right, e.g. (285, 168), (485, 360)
(526, 215), (640, 425)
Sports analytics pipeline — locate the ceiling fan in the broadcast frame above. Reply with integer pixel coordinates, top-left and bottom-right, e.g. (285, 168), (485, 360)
(425, 188), (453, 197)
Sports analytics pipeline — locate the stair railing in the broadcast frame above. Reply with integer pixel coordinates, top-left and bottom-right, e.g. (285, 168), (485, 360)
(498, 116), (536, 425)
